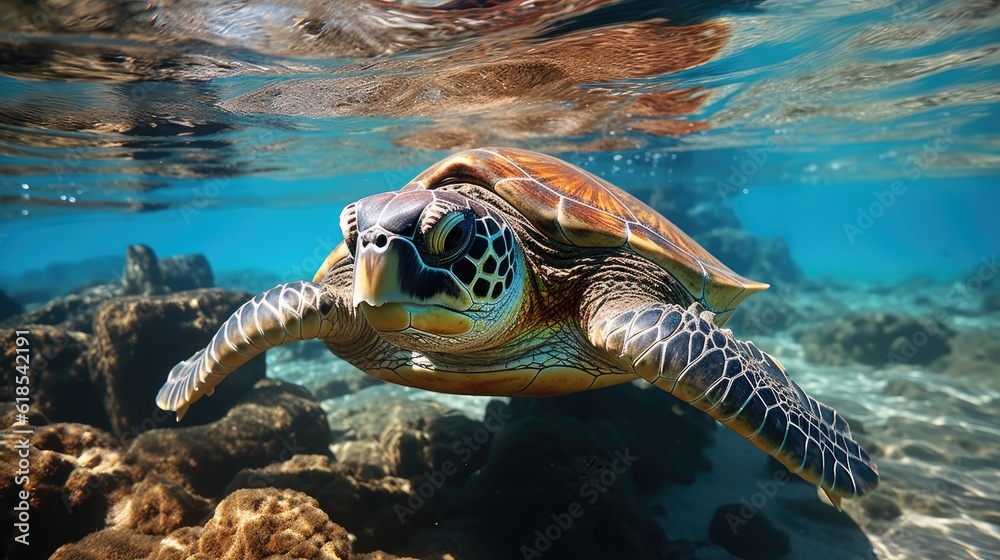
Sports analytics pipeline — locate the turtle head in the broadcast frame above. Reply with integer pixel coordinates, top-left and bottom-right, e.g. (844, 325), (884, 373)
(342, 189), (525, 349)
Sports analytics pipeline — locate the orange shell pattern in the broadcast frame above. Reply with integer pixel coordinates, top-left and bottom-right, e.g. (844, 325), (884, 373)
(401, 147), (768, 324)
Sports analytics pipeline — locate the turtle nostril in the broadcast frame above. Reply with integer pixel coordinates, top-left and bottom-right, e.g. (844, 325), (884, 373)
(375, 234), (388, 248)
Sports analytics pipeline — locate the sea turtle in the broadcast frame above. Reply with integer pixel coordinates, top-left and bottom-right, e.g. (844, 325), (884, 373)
(157, 147), (878, 505)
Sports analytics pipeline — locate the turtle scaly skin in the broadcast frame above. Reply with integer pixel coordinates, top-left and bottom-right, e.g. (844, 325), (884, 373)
(157, 148), (878, 506)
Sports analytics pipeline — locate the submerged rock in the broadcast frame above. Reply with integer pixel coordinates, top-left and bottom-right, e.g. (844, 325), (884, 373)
(2, 245), (215, 335)
(122, 244), (214, 296)
(708, 503), (790, 560)
(0, 286), (261, 436)
(466, 413), (671, 559)
(320, 384), (710, 559)
(0, 255), (124, 306)
(195, 488), (360, 558)
(461, 385), (713, 560)
(1, 283), (122, 334)
(503, 383), (715, 489)
(328, 397), (486, 480)
(89, 287), (266, 436)
(127, 379), (329, 499)
(2, 378), (333, 559)
(0, 289), (23, 321)
(0, 327), (110, 430)
(982, 292), (1000, 313)
(161, 253), (214, 292)
(726, 288), (805, 337)
(122, 244), (166, 296)
(932, 330), (1000, 388)
(50, 529), (163, 560)
(796, 312), (953, 367)
(206, 488), (418, 559)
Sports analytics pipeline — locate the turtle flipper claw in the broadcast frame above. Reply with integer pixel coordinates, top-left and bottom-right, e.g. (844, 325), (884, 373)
(156, 348), (209, 421)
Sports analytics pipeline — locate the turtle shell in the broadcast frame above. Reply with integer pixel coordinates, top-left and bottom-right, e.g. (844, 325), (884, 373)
(399, 147), (768, 325)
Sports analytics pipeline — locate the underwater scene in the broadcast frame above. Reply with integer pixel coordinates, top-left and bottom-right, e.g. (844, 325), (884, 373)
(1, 0), (999, 558)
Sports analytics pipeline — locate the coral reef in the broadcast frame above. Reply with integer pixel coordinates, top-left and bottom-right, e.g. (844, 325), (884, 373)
(0, 376), (334, 559)
(51, 488), (414, 560)
(225, 454), (412, 551)
(0, 420), (135, 559)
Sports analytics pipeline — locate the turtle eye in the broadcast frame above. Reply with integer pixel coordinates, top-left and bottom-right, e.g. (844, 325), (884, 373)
(424, 210), (473, 263)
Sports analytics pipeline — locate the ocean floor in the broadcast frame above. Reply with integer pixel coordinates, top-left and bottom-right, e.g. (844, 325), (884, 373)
(1, 250), (998, 559)
(260, 270), (1000, 560)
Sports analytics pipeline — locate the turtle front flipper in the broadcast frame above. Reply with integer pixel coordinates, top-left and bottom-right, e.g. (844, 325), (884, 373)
(586, 301), (879, 506)
(156, 281), (340, 421)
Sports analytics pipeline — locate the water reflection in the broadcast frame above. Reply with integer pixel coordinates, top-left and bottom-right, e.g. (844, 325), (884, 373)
(0, 0), (753, 192)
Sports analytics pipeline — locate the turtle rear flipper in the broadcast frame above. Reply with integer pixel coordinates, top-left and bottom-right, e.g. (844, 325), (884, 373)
(587, 301), (879, 503)
(156, 281), (338, 420)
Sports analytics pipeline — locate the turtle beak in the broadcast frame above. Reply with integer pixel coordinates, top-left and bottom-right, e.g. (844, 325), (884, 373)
(352, 227), (475, 333)
(353, 231), (409, 309)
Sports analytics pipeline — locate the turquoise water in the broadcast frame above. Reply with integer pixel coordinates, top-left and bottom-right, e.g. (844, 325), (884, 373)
(2, 0), (999, 558)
